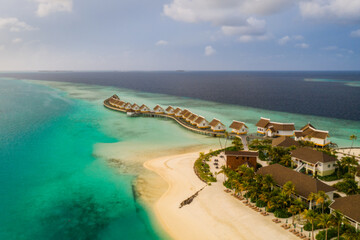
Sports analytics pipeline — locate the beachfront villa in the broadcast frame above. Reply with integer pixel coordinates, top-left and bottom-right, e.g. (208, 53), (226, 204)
(209, 118), (226, 132)
(329, 195), (360, 230)
(166, 106), (175, 115)
(255, 117), (295, 137)
(290, 147), (338, 176)
(153, 105), (165, 114)
(225, 151), (259, 170)
(272, 136), (299, 148)
(229, 121), (248, 135)
(257, 164), (336, 203)
(140, 104), (151, 113)
(294, 123), (331, 147)
(174, 108), (182, 117)
(194, 116), (209, 128)
(125, 102), (132, 110)
(132, 103), (140, 112)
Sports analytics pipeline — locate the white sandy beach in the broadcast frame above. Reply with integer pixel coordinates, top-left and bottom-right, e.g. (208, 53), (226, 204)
(144, 151), (298, 240)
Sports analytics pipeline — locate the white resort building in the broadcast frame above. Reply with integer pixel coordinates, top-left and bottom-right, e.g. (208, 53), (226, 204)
(183, 111), (192, 120)
(294, 124), (331, 147)
(139, 104), (150, 113)
(229, 121), (248, 135)
(330, 195), (360, 230)
(195, 116), (209, 128)
(255, 117), (295, 137)
(209, 118), (226, 132)
(166, 106), (175, 115)
(153, 105), (165, 114)
(291, 147), (338, 176)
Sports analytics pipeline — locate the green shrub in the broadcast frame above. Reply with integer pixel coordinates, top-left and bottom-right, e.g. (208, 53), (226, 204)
(304, 221), (321, 231)
(256, 200), (266, 208)
(316, 227), (337, 240)
(250, 198), (256, 203)
(274, 209), (292, 218)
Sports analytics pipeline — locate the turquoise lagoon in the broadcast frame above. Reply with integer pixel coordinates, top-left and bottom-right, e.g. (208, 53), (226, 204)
(0, 78), (359, 240)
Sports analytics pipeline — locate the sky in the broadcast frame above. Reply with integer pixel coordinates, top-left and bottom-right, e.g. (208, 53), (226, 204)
(0, 0), (359, 71)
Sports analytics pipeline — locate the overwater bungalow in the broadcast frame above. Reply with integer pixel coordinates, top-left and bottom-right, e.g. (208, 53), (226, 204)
(183, 111), (192, 120)
(257, 164), (336, 203)
(153, 105), (165, 114)
(132, 103), (140, 112)
(174, 108), (182, 117)
(195, 116), (209, 128)
(294, 123), (330, 147)
(188, 114), (198, 125)
(166, 106), (175, 115)
(291, 147), (338, 176)
(229, 121), (248, 135)
(185, 113), (195, 122)
(111, 94), (120, 100)
(209, 118), (226, 132)
(117, 100), (126, 109)
(225, 150), (259, 170)
(255, 117), (295, 137)
(329, 195), (360, 230)
(124, 102), (132, 110)
(180, 109), (190, 119)
(139, 104), (150, 113)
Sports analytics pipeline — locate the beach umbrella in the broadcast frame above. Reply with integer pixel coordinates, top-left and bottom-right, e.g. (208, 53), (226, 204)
(286, 219), (288, 224)
(301, 227), (303, 233)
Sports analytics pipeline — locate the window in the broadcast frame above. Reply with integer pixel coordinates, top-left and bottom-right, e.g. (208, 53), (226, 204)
(328, 164), (331, 168)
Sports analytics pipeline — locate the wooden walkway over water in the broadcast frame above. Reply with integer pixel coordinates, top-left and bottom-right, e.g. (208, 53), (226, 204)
(103, 99), (250, 149)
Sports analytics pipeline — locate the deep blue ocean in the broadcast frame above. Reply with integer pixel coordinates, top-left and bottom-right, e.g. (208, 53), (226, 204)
(1, 71), (359, 121)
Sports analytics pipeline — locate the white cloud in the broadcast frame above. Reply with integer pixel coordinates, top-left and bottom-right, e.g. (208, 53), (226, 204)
(12, 38), (23, 44)
(0, 18), (36, 32)
(278, 35), (304, 45)
(293, 35), (304, 40)
(156, 40), (168, 46)
(322, 45), (338, 50)
(204, 45), (215, 56)
(299, 0), (360, 21)
(295, 43), (309, 48)
(163, 0), (294, 42)
(34, 0), (73, 17)
(278, 36), (290, 45)
(350, 29), (360, 38)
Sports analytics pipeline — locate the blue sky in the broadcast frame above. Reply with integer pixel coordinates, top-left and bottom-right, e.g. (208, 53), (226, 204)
(0, 0), (359, 71)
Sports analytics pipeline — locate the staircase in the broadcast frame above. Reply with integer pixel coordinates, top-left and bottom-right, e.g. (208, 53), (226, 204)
(295, 162), (305, 172)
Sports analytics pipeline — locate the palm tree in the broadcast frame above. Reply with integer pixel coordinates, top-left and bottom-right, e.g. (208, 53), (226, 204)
(349, 134), (357, 154)
(232, 137), (243, 150)
(282, 181), (296, 200)
(224, 131), (229, 149)
(341, 156), (359, 175)
(303, 209), (318, 240)
(293, 197), (305, 222)
(308, 192), (317, 210)
(279, 155), (292, 167)
(288, 204), (301, 225)
(262, 174), (275, 192)
(316, 191), (329, 214)
(331, 210), (348, 240)
(317, 213), (332, 240)
(341, 230), (360, 240)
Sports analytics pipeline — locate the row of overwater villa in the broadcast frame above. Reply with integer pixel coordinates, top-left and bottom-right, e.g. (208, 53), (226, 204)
(104, 94), (249, 137)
